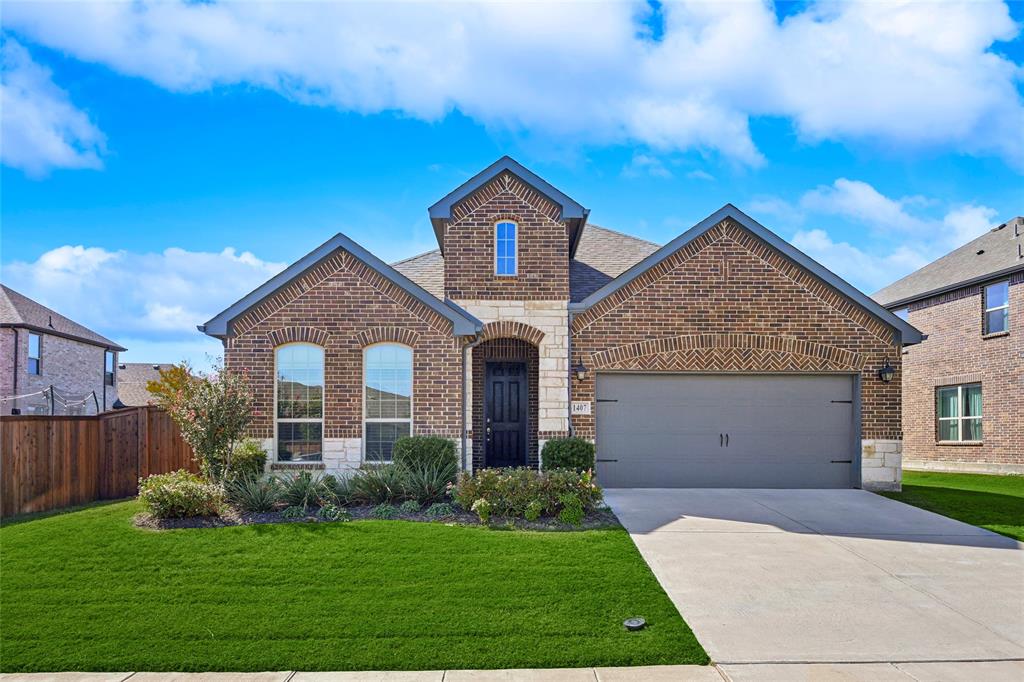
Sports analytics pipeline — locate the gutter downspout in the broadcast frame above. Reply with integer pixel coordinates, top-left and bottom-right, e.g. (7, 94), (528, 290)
(461, 333), (484, 471)
(567, 310), (575, 438)
(11, 328), (18, 414)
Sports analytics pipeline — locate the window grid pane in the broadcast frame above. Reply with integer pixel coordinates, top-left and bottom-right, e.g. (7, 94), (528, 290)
(277, 422), (323, 462)
(936, 384), (983, 442)
(364, 344), (413, 462)
(276, 344), (324, 462)
(495, 221), (517, 275)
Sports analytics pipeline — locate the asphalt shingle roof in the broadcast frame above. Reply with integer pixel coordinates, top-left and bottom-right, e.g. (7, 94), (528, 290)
(391, 224), (660, 302)
(0, 284), (126, 350)
(872, 217), (1024, 307)
(115, 362), (174, 406)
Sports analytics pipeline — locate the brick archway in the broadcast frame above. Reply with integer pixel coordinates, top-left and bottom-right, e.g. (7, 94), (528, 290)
(353, 326), (421, 348)
(479, 320), (545, 346)
(266, 326), (332, 347)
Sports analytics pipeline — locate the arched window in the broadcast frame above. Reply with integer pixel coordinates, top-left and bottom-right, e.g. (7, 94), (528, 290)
(275, 343), (324, 462)
(495, 220), (517, 276)
(364, 343), (413, 463)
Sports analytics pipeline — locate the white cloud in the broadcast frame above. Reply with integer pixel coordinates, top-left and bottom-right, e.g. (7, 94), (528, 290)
(2, 0), (1021, 169)
(2, 245), (286, 368)
(754, 178), (1000, 291)
(0, 38), (106, 176)
(686, 169), (715, 181)
(622, 152), (672, 178)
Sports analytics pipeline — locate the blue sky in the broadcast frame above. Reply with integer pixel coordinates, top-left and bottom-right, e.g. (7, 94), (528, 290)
(1, 1), (1022, 370)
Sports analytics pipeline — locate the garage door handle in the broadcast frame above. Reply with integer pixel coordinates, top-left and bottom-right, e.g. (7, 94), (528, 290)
(719, 433), (723, 447)
(725, 433), (729, 447)
(596, 459), (618, 463)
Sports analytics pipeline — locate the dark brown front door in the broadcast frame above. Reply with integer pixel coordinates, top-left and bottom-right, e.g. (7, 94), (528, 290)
(485, 361), (528, 468)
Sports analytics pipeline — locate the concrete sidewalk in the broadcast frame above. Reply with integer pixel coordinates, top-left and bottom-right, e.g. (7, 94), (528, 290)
(4, 662), (1024, 680)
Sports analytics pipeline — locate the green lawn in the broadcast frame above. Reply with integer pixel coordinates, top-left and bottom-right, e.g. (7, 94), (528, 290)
(0, 501), (707, 672)
(881, 471), (1024, 541)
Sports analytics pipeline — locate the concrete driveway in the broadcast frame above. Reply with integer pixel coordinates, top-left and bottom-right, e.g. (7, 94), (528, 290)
(606, 489), (1024, 666)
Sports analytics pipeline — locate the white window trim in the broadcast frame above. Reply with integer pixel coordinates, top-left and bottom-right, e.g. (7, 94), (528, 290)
(936, 383), (982, 443)
(362, 342), (413, 464)
(273, 342), (325, 463)
(494, 220), (518, 277)
(27, 332), (41, 375)
(984, 280), (1010, 334)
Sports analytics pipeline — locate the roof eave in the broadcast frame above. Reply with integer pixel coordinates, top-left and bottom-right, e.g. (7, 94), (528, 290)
(877, 262), (1024, 310)
(0, 322), (127, 352)
(569, 204), (923, 346)
(202, 233), (482, 339)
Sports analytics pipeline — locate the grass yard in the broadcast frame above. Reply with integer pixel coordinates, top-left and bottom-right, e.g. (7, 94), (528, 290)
(0, 500), (707, 672)
(881, 470), (1024, 541)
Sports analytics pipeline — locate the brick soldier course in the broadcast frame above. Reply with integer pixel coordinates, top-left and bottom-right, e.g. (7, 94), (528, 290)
(203, 156), (920, 489)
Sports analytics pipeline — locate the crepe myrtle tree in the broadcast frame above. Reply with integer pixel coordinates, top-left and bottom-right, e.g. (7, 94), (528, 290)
(157, 359), (255, 483)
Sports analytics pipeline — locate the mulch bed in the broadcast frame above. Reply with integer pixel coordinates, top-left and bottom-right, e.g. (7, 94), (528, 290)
(134, 505), (621, 532)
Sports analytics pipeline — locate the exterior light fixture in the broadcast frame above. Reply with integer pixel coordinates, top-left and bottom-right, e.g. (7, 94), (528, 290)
(878, 360), (896, 383)
(573, 363), (588, 381)
(623, 617), (647, 631)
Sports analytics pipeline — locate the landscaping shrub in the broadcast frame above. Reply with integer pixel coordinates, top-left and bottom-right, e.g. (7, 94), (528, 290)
(227, 440), (267, 481)
(138, 470), (224, 519)
(279, 471), (336, 509)
(524, 500), (543, 522)
(557, 493), (584, 526)
(392, 436), (458, 470)
(400, 456), (458, 504)
(372, 503), (397, 519)
(225, 474), (281, 512)
(471, 498), (492, 523)
(281, 505), (307, 519)
(399, 499), (421, 515)
(541, 437), (595, 472)
(452, 467), (602, 521)
(326, 474), (354, 506)
(318, 504), (350, 521)
(349, 464), (407, 504)
(424, 502), (456, 520)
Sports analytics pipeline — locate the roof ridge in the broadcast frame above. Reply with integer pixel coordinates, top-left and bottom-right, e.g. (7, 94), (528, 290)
(583, 223), (661, 248)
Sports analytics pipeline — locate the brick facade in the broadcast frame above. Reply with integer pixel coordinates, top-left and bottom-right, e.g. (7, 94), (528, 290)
(570, 218), (903, 488)
(897, 271), (1023, 473)
(0, 328), (118, 415)
(216, 162), (907, 488)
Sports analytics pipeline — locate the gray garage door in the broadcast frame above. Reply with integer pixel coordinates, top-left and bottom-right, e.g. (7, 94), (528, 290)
(595, 373), (856, 488)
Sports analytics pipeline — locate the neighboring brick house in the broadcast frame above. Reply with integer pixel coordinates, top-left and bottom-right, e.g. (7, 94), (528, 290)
(1, 285), (125, 414)
(873, 217), (1024, 475)
(203, 157), (920, 490)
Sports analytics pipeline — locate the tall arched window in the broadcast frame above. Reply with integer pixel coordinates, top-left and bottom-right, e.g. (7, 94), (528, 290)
(364, 343), (413, 463)
(495, 220), (517, 276)
(275, 343), (324, 462)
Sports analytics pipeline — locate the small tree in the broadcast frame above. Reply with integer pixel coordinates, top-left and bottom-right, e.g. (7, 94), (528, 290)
(146, 362), (195, 405)
(157, 359), (254, 483)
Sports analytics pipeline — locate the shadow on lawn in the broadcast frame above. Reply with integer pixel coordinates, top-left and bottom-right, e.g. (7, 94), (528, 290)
(885, 484), (1024, 541)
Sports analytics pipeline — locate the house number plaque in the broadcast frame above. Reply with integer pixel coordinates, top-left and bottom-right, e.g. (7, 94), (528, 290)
(571, 401), (592, 416)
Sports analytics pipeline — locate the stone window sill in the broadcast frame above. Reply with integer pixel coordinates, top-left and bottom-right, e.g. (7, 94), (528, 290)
(270, 462), (326, 471)
(936, 440), (984, 447)
(982, 331), (1009, 340)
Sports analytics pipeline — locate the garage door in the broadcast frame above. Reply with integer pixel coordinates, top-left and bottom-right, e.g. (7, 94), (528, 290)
(595, 373), (856, 488)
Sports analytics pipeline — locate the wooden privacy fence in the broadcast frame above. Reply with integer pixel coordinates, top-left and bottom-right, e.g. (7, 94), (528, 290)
(0, 406), (197, 518)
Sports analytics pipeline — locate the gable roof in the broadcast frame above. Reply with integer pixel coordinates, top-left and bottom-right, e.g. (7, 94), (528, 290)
(390, 224), (661, 302)
(872, 216), (1024, 307)
(0, 284), (126, 351)
(568, 205), (923, 346)
(428, 156), (590, 257)
(200, 233), (482, 338)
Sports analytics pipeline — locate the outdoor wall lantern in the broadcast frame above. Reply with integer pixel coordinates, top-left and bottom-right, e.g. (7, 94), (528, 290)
(878, 360), (896, 383)
(573, 363), (589, 382)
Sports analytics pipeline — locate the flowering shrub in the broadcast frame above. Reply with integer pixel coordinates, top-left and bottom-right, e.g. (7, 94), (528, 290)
(452, 467), (602, 521)
(155, 359), (254, 483)
(471, 498), (492, 523)
(138, 470), (224, 519)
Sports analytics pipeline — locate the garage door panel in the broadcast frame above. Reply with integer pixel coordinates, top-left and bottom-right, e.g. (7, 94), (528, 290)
(595, 373), (855, 489)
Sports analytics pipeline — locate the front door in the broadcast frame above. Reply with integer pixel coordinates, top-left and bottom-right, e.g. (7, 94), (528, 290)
(484, 361), (528, 467)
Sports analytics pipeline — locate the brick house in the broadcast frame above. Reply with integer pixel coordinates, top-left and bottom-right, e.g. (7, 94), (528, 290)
(873, 217), (1023, 475)
(1, 284), (125, 414)
(202, 157), (920, 490)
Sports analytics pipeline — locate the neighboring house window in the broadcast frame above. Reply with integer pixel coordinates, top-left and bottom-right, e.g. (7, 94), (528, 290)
(275, 343), (324, 462)
(894, 307), (909, 321)
(936, 383), (982, 442)
(364, 343), (412, 463)
(27, 333), (41, 375)
(495, 220), (517, 276)
(984, 281), (1009, 334)
(104, 351), (115, 386)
